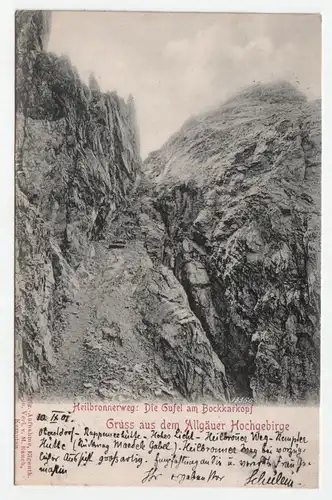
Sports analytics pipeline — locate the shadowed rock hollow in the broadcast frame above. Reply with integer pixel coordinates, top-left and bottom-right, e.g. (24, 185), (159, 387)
(15, 12), (320, 405)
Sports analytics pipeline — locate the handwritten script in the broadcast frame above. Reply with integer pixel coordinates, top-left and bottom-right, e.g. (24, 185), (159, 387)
(15, 401), (318, 487)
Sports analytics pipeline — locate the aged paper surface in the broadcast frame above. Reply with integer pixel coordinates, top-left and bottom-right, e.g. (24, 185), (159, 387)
(15, 402), (319, 487)
(15, 11), (321, 488)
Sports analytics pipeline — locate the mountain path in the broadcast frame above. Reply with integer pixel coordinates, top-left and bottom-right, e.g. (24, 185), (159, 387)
(43, 239), (164, 402)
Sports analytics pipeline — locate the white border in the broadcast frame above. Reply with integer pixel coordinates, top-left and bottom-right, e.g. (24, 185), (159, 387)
(1, 1), (331, 499)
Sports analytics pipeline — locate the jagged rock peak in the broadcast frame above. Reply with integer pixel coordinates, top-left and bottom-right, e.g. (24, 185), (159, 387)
(88, 72), (101, 93)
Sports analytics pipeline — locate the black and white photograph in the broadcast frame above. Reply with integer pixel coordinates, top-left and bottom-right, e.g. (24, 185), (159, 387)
(15, 10), (321, 406)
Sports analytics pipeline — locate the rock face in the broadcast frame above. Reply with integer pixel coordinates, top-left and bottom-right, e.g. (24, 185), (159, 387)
(145, 82), (321, 404)
(15, 12), (320, 405)
(16, 12), (140, 268)
(15, 10), (140, 394)
(15, 11), (228, 402)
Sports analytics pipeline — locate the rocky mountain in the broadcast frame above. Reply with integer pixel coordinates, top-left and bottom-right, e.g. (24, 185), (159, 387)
(15, 11), (320, 405)
(144, 82), (321, 404)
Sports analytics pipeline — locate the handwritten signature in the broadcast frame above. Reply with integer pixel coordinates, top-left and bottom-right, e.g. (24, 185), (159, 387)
(244, 468), (294, 488)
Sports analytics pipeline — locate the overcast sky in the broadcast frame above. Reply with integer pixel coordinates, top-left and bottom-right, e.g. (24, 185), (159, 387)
(48, 12), (321, 158)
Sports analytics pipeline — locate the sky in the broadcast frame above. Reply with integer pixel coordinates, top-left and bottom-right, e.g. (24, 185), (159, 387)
(48, 12), (321, 158)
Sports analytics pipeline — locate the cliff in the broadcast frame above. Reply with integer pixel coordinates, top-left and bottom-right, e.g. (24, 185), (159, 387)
(145, 81), (321, 404)
(15, 11), (228, 402)
(15, 10), (140, 394)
